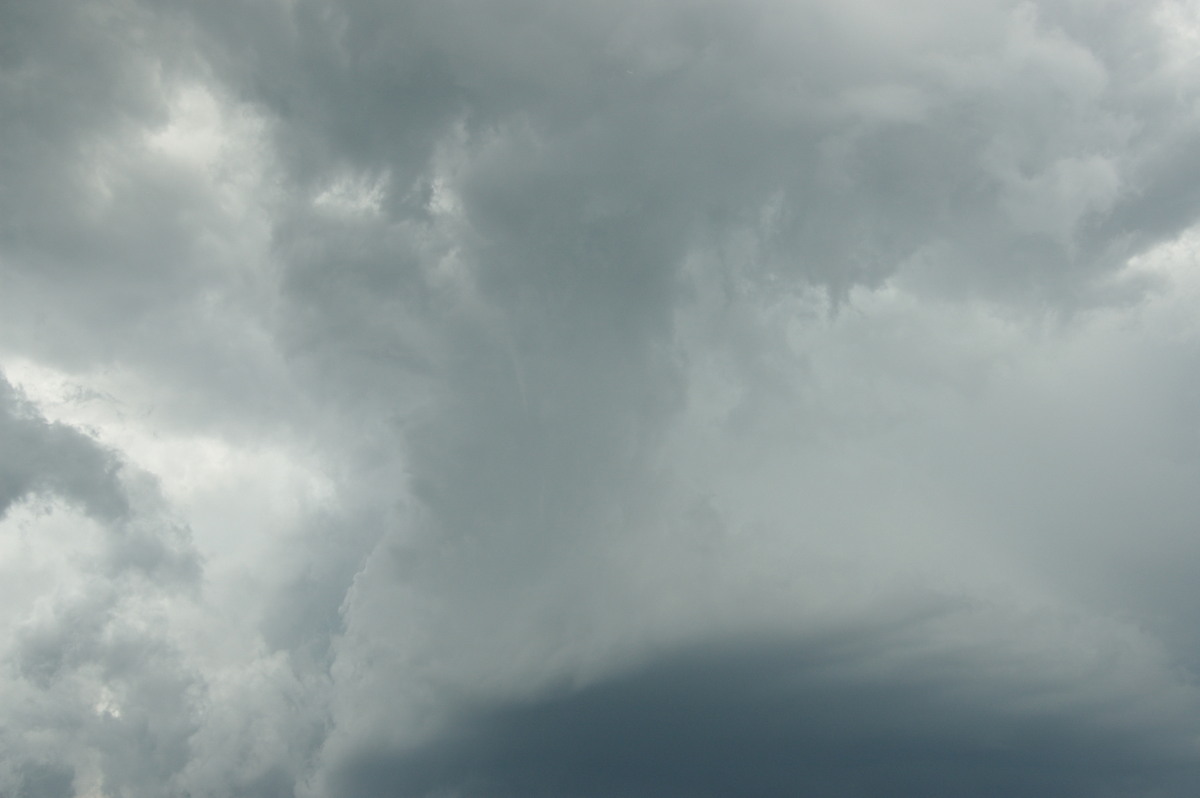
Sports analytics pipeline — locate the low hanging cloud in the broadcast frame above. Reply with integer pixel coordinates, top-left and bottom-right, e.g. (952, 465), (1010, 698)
(334, 625), (1200, 798)
(4, 0), (1200, 796)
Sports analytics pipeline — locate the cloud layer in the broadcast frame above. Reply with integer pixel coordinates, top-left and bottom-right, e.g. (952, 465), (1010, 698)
(4, 0), (1200, 796)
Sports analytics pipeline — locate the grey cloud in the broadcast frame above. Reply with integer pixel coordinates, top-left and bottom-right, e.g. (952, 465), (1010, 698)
(176, 0), (1200, 621)
(0, 372), (201, 583)
(2, 578), (204, 798)
(0, 0), (294, 444)
(13, 761), (74, 798)
(0, 372), (204, 796)
(0, 375), (128, 521)
(207, 0), (1200, 790)
(192, 0), (1196, 306)
(6, 0), (1200, 796)
(332, 627), (1200, 798)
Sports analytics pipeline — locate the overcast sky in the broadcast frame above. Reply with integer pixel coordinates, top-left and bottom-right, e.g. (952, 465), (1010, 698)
(4, 1), (1200, 796)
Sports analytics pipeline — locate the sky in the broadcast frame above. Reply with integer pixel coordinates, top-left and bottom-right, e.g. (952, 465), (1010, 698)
(4, 0), (1200, 796)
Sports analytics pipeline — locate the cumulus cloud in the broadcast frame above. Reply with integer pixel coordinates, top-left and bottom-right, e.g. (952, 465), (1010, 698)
(0, 372), (203, 797)
(5, 0), (1200, 796)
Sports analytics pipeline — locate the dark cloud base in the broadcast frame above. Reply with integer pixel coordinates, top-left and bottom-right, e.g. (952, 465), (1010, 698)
(335, 636), (1199, 798)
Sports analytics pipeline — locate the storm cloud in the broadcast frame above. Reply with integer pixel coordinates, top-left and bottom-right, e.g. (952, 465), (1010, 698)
(335, 628), (1200, 798)
(4, 0), (1200, 796)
